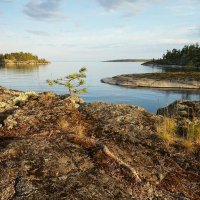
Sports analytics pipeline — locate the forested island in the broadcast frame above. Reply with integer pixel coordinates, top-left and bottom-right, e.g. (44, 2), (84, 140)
(0, 52), (49, 65)
(104, 59), (149, 62)
(143, 43), (200, 67)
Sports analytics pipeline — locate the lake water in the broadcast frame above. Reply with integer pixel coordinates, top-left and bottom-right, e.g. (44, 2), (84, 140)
(0, 61), (199, 113)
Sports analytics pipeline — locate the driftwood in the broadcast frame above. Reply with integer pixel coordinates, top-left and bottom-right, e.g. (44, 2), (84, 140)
(66, 134), (141, 184)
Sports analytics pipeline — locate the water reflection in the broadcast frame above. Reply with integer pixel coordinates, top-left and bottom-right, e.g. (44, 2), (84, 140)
(0, 61), (199, 113)
(0, 64), (47, 73)
(136, 87), (200, 95)
(155, 89), (200, 99)
(147, 65), (200, 72)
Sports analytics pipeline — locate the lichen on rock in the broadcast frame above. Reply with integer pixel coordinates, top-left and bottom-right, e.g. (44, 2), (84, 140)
(0, 87), (199, 199)
(0, 87), (38, 129)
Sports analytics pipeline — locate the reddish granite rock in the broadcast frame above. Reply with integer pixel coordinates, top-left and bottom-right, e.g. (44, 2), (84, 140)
(0, 87), (199, 199)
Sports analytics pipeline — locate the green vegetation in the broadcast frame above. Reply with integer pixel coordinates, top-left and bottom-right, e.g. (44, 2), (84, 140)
(143, 43), (200, 67)
(104, 59), (149, 62)
(47, 67), (87, 96)
(0, 52), (49, 64)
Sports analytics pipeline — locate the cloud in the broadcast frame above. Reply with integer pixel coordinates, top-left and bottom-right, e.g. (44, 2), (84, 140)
(96, 0), (161, 16)
(97, 0), (137, 10)
(24, 0), (66, 22)
(186, 25), (200, 32)
(165, 0), (199, 16)
(26, 29), (49, 36)
(96, 0), (200, 17)
(60, 25), (199, 50)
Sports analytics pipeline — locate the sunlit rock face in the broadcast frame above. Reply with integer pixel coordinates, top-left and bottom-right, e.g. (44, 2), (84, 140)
(0, 87), (199, 199)
(101, 72), (200, 89)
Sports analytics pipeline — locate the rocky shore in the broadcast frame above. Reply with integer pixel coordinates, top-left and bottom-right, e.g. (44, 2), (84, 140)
(101, 72), (200, 90)
(0, 86), (199, 199)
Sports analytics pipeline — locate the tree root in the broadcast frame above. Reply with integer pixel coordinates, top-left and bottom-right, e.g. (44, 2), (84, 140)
(66, 134), (141, 184)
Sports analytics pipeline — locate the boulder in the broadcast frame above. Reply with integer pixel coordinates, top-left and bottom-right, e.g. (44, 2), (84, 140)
(157, 100), (200, 120)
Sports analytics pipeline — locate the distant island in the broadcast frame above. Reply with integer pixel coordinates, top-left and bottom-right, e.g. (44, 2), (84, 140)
(0, 52), (49, 65)
(143, 43), (200, 68)
(103, 59), (150, 62)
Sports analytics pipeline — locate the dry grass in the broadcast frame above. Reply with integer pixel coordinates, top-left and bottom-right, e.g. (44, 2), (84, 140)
(186, 122), (200, 142)
(57, 114), (88, 137)
(157, 118), (177, 144)
(70, 124), (86, 137)
(179, 121), (200, 151)
(181, 140), (194, 152)
(57, 116), (69, 131)
(157, 117), (200, 151)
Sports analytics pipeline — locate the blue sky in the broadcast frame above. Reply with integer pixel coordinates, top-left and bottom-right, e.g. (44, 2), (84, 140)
(0, 0), (200, 61)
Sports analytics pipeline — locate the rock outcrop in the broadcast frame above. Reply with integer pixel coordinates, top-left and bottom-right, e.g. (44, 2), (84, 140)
(157, 100), (200, 120)
(0, 87), (37, 129)
(0, 87), (199, 199)
(101, 72), (200, 90)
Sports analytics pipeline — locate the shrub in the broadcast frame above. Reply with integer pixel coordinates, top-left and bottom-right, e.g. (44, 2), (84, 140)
(47, 67), (87, 96)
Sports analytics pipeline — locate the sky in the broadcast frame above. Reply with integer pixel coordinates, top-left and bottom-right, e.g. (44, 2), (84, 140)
(0, 0), (200, 61)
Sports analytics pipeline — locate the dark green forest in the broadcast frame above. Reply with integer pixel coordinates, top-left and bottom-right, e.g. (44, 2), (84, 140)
(144, 43), (200, 67)
(0, 52), (48, 64)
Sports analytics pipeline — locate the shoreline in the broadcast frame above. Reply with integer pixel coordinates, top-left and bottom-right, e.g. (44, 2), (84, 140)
(141, 63), (185, 68)
(0, 61), (50, 65)
(101, 72), (200, 90)
(101, 78), (200, 92)
(142, 62), (200, 69)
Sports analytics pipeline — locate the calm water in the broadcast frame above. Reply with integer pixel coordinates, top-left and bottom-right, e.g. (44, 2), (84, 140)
(0, 62), (199, 113)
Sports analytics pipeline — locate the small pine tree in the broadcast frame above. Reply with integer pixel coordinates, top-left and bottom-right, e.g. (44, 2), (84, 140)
(46, 67), (87, 96)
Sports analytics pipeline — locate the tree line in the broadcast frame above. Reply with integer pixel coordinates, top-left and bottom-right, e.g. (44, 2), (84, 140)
(150, 43), (200, 67)
(0, 52), (48, 63)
